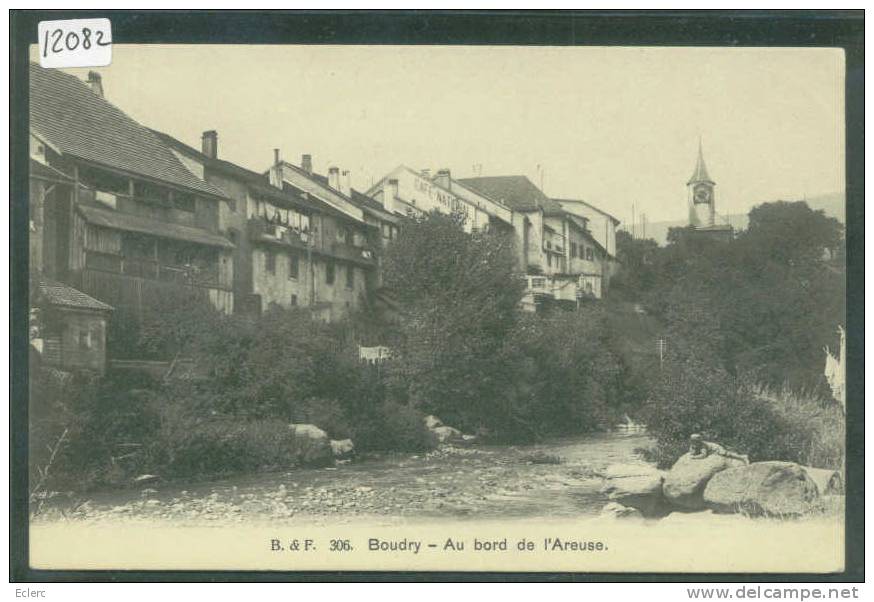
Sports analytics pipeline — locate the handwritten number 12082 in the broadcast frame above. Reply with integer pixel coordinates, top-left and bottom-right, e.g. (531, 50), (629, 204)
(42, 27), (110, 57)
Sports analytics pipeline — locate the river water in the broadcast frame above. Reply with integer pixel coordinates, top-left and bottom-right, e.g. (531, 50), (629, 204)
(38, 433), (653, 525)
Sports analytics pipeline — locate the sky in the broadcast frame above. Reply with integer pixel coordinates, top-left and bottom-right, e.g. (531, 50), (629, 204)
(38, 44), (845, 225)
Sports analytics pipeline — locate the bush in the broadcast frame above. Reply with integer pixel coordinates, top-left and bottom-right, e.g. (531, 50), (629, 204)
(350, 402), (436, 453)
(756, 385), (845, 470)
(144, 417), (321, 479)
(643, 358), (845, 469)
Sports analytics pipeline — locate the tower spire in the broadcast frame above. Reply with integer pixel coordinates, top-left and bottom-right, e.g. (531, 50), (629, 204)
(688, 138), (713, 185)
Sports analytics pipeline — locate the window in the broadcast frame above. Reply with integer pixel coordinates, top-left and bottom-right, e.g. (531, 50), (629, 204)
(547, 254), (552, 268)
(78, 327), (91, 350)
(173, 192), (196, 212)
(326, 261), (335, 285)
(134, 181), (171, 205)
(571, 242), (578, 258)
(288, 253), (299, 279)
(90, 324), (102, 351)
(265, 250), (276, 274)
(586, 247), (594, 261)
(346, 265), (354, 289)
(291, 294), (298, 307)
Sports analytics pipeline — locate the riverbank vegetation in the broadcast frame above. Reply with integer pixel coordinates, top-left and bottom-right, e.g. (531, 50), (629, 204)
(29, 201), (845, 496)
(617, 200), (846, 468)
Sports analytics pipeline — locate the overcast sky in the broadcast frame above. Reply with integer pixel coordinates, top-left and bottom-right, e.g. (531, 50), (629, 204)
(42, 44), (844, 225)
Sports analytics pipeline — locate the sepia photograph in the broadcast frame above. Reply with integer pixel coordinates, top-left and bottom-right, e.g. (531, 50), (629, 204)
(10, 10), (862, 581)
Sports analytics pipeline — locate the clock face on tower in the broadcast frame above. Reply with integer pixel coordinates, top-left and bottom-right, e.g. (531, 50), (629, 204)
(693, 184), (712, 205)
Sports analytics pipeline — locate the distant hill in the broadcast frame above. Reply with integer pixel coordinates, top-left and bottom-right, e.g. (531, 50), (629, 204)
(635, 192), (845, 246)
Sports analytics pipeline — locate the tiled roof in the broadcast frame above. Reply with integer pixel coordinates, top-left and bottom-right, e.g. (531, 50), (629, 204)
(38, 277), (113, 312)
(29, 63), (226, 198)
(77, 203), (235, 249)
(151, 130), (367, 226)
(456, 175), (564, 214)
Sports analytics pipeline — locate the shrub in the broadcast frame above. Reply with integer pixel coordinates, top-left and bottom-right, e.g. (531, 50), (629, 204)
(756, 385), (845, 470)
(144, 417), (318, 479)
(351, 402), (436, 453)
(643, 358), (846, 469)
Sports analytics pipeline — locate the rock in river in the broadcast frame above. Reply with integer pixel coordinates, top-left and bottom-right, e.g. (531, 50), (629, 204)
(663, 452), (745, 510)
(601, 468), (666, 517)
(703, 461), (820, 516)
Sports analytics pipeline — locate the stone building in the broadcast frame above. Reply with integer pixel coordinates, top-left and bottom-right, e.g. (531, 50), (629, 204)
(157, 133), (377, 321)
(457, 175), (616, 305)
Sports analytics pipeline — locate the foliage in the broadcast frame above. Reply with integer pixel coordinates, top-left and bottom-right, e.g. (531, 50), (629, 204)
(143, 417), (318, 479)
(618, 201), (845, 390)
(381, 210), (525, 434)
(642, 355), (845, 469)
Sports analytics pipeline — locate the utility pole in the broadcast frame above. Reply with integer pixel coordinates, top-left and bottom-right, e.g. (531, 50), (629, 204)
(657, 338), (666, 370)
(631, 202), (636, 239)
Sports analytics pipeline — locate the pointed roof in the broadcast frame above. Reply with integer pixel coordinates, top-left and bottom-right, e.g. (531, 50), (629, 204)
(29, 63), (226, 199)
(456, 175), (564, 214)
(688, 140), (714, 185)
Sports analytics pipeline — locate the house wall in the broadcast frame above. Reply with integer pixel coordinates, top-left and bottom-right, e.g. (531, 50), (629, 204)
(43, 309), (108, 374)
(251, 246), (368, 319)
(558, 201), (618, 257)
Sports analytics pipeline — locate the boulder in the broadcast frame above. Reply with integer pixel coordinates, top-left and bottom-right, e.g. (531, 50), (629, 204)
(290, 423), (328, 440)
(663, 452), (745, 510)
(703, 461), (820, 516)
(801, 466), (844, 496)
(330, 438), (355, 459)
(432, 425), (464, 443)
(601, 473), (667, 517)
(424, 415), (444, 430)
(289, 423), (332, 466)
(599, 502), (643, 519)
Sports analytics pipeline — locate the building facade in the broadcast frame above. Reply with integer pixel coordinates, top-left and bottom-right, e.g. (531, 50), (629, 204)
(29, 64), (235, 361)
(457, 175), (617, 306)
(157, 133), (377, 321)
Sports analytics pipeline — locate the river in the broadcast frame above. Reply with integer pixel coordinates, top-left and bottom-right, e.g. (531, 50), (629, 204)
(35, 432), (653, 525)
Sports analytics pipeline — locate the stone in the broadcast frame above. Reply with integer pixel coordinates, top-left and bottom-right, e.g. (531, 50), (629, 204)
(601, 473), (667, 517)
(289, 423), (333, 466)
(599, 502), (643, 519)
(703, 461), (820, 516)
(330, 438), (355, 459)
(801, 466), (844, 495)
(133, 474), (160, 484)
(663, 452), (745, 510)
(424, 415), (444, 430)
(432, 425), (464, 443)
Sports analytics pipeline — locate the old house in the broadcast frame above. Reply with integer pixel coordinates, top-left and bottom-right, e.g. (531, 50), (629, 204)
(366, 166), (516, 236)
(32, 278), (113, 375)
(29, 64), (235, 352)
(155, 133), (376, 321)
(457, 175), (616, 306)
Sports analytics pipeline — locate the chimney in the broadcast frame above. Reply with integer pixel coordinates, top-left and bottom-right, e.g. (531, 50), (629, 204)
(421, 168), (431, 179)
(301, 154), (313, 174)
(201, 130), (218, 159)
(384, 179), (399, 214)
(340, 170), (352, 197)
(269, 148), (284, 189)
(328, 166), (341, 191)
(435, 168), (451, 191)
(87, 71), (103, 97)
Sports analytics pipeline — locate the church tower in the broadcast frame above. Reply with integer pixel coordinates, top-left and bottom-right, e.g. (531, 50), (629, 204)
(687, 140), (716, 228)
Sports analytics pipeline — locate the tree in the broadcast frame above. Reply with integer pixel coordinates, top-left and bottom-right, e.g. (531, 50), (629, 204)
(380, 210), (524, 431)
